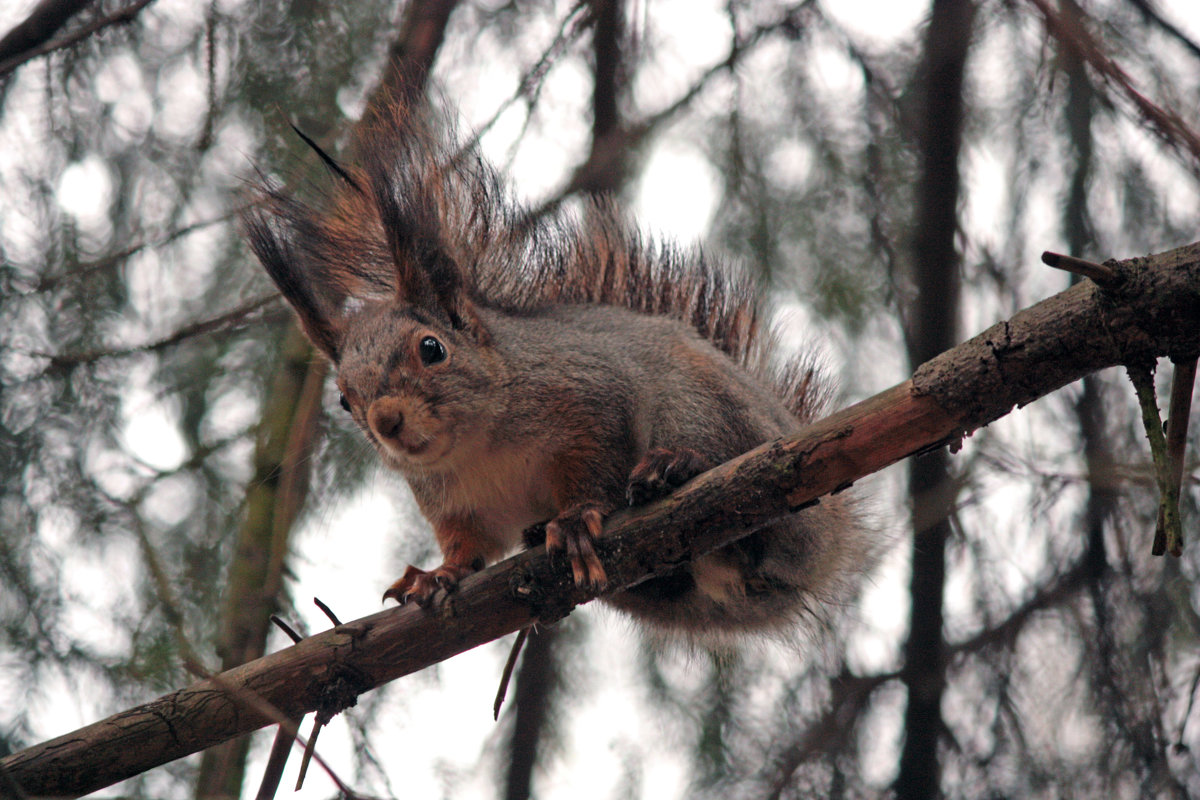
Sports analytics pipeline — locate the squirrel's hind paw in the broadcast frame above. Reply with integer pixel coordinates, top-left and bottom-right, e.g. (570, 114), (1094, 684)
(383, 562), (476, 607)
(626, 447), (711, 507)
(545, 504), (608, 590)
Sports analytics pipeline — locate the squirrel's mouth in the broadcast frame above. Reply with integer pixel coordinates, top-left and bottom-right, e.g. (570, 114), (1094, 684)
(367, 396), (449, 466)
(376, 428), (450, 471)
(399, 438), (431, 457)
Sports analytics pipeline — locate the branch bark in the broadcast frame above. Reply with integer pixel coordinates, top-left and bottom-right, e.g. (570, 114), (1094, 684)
(3, 242), (1199, 798)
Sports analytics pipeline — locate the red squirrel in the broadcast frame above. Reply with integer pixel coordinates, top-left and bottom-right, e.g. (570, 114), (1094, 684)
(243, 102), (867, 640)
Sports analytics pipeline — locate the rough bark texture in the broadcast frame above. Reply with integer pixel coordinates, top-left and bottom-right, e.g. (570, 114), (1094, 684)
(911, 245), (1200, 420)
(4, 241), (1198, 798)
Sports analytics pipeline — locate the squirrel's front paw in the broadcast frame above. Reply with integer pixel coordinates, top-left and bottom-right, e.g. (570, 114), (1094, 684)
(545, 503), (608, 590)
(383, 562), (476, 607)
(626, 447), (711, 506)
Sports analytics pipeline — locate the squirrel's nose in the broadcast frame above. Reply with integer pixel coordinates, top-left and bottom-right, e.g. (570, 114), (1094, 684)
(367, 397), (405, 441)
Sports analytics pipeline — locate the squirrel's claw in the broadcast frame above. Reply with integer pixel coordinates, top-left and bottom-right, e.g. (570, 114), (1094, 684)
(383, 562), (475, 607)
(626, 447), (711, 507)
(545, 504), (608, 590)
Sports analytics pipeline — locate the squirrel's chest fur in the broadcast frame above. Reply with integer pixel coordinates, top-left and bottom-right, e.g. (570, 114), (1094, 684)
(407, 436), (559, 554)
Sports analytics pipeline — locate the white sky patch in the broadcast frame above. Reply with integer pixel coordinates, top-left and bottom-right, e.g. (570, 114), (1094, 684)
(121, 386), (188, 473)
(155, 58), (208, 142)
(631, 0), (728, 106)
(822, 0), (928, 44)
(766, 138), (816, 193)
(635, 141), (718, 242)
(809, 36), (868, 99)
(960, 141), (1010, 259)
(95, 53), (154, 140)
(56, 156), (113, 235)
(289, 483), (405, 613)
(59, 535), (140, 656)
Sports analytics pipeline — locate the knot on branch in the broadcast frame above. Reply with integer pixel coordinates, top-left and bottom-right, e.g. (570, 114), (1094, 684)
(314, 663), (372, 724)
(508, 564), (577, 625)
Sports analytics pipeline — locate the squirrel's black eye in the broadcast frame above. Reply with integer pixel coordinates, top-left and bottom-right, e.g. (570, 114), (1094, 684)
(339, 393), (351, 412)
(418, 335), (447, 365)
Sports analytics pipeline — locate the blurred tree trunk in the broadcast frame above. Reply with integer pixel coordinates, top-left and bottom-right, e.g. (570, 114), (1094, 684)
(194, 3), (460, 797)
(195, 325), (326, 800)
(503, 627), (561, 800)
(896, 2), (974, 799)
(1060, 2), (1114, 585)
(501, 3), (628, 797)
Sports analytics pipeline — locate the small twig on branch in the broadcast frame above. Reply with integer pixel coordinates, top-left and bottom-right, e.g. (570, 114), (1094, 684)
(314, 596), (343, 626)
(494, 627), (531, 720)
(1042, 250), (1121, 288)
(256, 618), (306, 800)
(1127, 364), (1183, 556)
(1156, 357), (1197, 551)
(294, 718), (322, 792)
(269, 615), (304, 645)
(294, 598), (347, 791)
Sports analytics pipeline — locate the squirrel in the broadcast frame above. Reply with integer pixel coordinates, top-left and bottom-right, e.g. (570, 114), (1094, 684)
(243, 101), (868, 642)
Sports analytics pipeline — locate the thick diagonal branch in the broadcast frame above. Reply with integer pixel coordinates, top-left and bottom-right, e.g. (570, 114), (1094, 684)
(3, 241), (1198, 798)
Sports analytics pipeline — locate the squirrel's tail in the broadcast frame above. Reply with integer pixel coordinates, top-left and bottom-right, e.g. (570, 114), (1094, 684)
(604, 488), (869, 648)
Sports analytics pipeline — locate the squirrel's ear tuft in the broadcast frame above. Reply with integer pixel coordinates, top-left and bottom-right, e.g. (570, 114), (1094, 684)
(365, 155), (489, 343)
(242, 199), (345, 361)
(290, 123), (364, 195)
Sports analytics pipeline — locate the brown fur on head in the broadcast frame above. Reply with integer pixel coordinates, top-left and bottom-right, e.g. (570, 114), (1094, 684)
(331, 299), (505, 476)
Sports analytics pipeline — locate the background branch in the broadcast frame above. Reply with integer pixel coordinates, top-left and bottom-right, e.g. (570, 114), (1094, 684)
(0, 0), (95, 67)
(0, 0), (156, 78)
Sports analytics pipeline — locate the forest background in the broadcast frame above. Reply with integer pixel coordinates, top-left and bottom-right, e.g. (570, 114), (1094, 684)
(0, 0), (1198, 798)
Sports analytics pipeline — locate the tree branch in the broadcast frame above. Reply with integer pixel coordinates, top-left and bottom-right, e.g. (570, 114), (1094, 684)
(0, 0), (95, 66)
(0, 0), (156, 79)
(1025, 0), (1200, 172)
(3, 241), (1199, 798)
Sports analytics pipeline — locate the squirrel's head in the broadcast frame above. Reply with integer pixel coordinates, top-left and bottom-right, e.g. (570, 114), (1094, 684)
(243, 124), (499, 473)
(333, 300), (501, 473)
